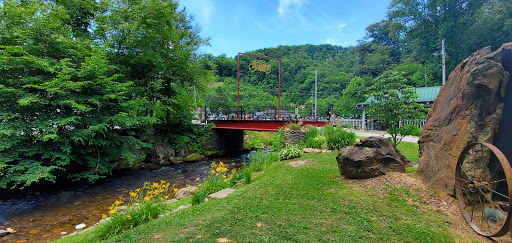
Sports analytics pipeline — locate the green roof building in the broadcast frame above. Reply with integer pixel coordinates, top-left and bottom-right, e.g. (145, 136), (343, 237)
(356, 86), (442, 110)
(354, 86), (441, 130)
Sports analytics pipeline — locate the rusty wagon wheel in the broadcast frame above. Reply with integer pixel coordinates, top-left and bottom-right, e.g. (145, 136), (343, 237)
(455, 142), (512, 237)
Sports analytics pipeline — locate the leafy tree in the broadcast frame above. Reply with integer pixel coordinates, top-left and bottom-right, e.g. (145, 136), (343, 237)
(368, 71), (425, 146)
(0, 0), (210, 190)
(339, 77), (368, 117)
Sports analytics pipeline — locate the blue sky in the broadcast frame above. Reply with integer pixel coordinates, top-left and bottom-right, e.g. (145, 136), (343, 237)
(179, 0), (392, 57)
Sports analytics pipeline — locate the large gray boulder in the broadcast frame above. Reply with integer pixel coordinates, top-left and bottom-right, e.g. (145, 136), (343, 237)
(336, 137), (409, 179)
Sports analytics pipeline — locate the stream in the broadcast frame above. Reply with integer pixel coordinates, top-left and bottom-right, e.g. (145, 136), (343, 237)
(0, 157), (245, 243)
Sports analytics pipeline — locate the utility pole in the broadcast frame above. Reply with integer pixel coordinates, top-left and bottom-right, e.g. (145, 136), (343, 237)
(311, 95), (313, 118)
(315, 70), (317, 119)
(193, 86), (197, 109)
(442, 38), (446, 85)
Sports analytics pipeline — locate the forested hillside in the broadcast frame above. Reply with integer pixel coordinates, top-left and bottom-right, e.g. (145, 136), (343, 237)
(205, 0), (512, 118)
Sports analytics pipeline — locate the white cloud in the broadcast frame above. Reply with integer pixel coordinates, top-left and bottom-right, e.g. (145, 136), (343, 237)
(278, 0), (307, 15)
(325, 38), (352, 47)
(338, 23), (347, 32)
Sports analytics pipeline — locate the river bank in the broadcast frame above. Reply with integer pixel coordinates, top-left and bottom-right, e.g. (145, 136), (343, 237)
(0, 157), (242, 243)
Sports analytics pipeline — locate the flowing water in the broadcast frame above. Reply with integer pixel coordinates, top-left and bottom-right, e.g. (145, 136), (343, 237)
(0, 158), (242, 243)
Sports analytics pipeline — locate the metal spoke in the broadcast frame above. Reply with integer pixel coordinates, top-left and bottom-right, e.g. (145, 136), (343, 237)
(478, 188), (509, 217)
(461, 164), (474, 181)
(478, 194), (486, 234)
(488, 178), (507, 185)
(487, 188), (510, 200)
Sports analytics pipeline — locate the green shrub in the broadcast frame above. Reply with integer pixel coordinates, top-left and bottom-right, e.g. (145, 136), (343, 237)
(271, 128), (285, 151)
(306, 136), (325, 149)
(411, 127), (421, 136)
(325, 128), (356, 150)
(279, 145), (303, 160)
(286, 123), (301, 130)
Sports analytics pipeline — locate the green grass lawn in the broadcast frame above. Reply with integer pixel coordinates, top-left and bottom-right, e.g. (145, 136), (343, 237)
(59, 151), (461, 243)
(396, 141), (419, 162)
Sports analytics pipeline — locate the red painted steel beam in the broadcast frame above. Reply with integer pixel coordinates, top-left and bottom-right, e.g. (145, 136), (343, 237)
(212, 120), (288, 132)
(301, 121), (328, 127)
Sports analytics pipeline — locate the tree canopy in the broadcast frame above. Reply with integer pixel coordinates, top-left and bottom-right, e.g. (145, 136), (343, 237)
(0, 0), (211, 189)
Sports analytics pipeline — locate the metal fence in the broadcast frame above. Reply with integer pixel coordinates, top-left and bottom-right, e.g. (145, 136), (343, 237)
(332, 118), (427, 131)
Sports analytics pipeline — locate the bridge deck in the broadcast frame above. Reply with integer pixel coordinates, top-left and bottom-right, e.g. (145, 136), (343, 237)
(212, 120), (327, 131)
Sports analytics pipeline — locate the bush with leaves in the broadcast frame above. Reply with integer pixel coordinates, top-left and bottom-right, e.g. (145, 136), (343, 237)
(323, 126), (356, 150)
(279, 145), (303, 160)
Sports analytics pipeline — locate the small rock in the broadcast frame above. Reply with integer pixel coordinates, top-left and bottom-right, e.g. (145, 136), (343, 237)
(233, 179), (245, 187)
(171, 204), (192, 213)
(118, 205), (128, 212)
(75, 223), (86, 230)
(163, 199), (178, 204)
(60, 232), (68, 235)
(29, 229), (41, 234)
(16, 240), (27, 243)
(303, 148), (322, 154)
(321, 150), (327, 153)
(206, 188), (236, 200)
(0, 230), (8, 237)
(217, 238), (231, 242)
(6, 228), (15, 233)
(175, 186), (197, 199)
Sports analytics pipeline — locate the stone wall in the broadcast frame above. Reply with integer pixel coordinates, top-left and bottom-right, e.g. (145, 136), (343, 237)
(417, 43), (512, 196)
(285, 130), (306, 145)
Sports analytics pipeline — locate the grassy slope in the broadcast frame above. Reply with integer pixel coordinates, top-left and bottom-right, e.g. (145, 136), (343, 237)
(60, 150), (460, 242)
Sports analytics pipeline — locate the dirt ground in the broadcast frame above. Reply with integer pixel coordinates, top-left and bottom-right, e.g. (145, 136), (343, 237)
(341, 172), (511, 243)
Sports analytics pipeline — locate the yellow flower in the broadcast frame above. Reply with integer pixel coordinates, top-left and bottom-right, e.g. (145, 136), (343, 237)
(129, 192), (137, 197)
(232, 169), (236, 173)
(186, 184), (190, 187)
(222, 175), (227, 179)
(135, 188), (141, 192)
(160, 180), (165, 184)
(164, 195), (169, 199)
(198, 184), (202, 187)
(173, 188), (178, 192)
(152, 182), (159, 188)
(127, 215), (132, 220)
(114, 200), (122, 205)
(109, 209), (117, 214)
(195, 177), (200, 181)
(144, 196), (151, 201)
(102, 214), (108, 219)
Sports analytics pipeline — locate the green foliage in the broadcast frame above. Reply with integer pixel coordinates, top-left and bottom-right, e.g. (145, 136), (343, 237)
(323, 126), (356, 150)
(368, 71), (426, 146)
(0, 0), (211, 190)
(306, 136), (325, 149)
(271, 128), (285, 151)
(411, 127), (421, 137)
(278, 145), (303, 160)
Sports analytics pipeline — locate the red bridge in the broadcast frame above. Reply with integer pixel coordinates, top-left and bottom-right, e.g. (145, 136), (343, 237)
(212, 120), (328, 132)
